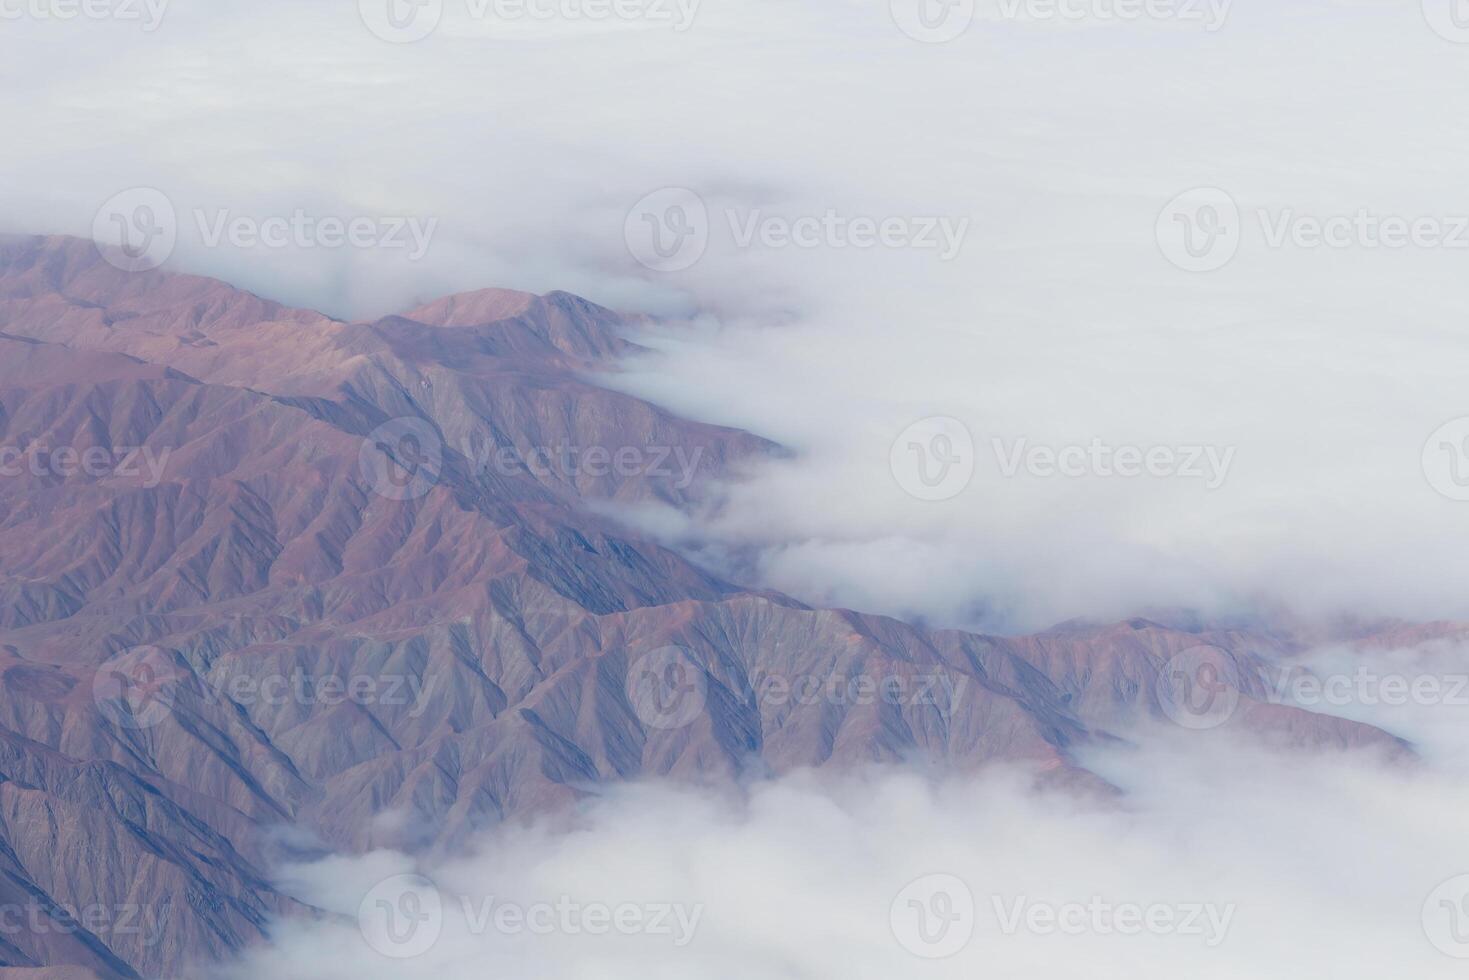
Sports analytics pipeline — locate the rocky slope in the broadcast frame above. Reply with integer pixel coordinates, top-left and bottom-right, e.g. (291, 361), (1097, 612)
(0, 235), (1446, 977)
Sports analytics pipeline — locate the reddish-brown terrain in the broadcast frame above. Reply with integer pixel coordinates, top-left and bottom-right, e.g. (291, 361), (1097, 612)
(0, 235), (1451, 977)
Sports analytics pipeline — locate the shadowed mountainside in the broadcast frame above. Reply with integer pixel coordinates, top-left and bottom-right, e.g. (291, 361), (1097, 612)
(0, 236), (1448, 977)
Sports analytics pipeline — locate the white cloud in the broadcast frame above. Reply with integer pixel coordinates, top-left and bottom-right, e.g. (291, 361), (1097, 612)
(228, 641), (1469, 978)
(4, 0), (1466, 631)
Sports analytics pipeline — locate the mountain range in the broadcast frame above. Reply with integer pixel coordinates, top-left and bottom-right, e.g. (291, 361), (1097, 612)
(0, 235), (1453, 978)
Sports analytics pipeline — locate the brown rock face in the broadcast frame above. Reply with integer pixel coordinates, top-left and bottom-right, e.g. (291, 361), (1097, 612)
(0, 236), (1437, 977)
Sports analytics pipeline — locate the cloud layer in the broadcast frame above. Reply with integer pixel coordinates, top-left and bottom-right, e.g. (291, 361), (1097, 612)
(230, 640), (1469, 978)
(5, 0), (1467, 632)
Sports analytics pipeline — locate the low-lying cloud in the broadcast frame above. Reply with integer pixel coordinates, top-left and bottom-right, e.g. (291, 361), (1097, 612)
(229, 640), (1469, 978)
